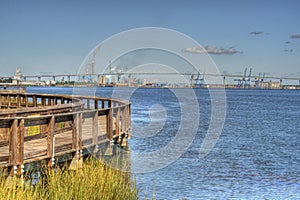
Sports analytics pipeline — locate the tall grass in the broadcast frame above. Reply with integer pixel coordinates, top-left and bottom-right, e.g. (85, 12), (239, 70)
(0, 158), (138, 200)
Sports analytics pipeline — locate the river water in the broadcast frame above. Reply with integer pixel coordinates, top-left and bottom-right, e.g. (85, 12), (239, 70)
(28, 87), (300, 199)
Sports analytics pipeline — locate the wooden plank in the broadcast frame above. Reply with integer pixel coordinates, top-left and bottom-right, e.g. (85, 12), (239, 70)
(78, 113), (82, 150)
(72, 114), (78, 150)
(0, 155), (8, 162)
(33, 96), (37, 107)
(9, 119), (18, 173)
(115, 108), (120, 137)
(47, 116), (54, 166)
(25, 95), (28, 107)
(42, 97), (46, 106)
(0, 119), (11, 128)
(128, 104), (131, 128)
(48, 97), (51, 106)
(24, 149), (47, 159)
(17, 94), (21, 108)
(106, 109), (113, 140)
(123, 107), (127, 131)
(16, 119), (24, 165)
(92, 111), (98, 145)
(21, 95), (25, 105)
(55, 114), (73, 123)
(125, 106), (129, 131)
(82, 111), (94, 119)
(25, 117), (49, 127)
(7, 95), (11, 108)
(121, 108), (125, 132)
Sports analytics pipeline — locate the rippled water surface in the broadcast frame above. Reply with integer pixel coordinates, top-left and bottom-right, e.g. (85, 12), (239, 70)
(29, 87), (300, 199)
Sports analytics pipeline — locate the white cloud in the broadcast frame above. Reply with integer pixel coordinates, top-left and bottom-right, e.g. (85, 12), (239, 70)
(182, 45), (242, 55)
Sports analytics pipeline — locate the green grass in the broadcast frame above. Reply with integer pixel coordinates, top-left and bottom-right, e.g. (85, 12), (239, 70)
(27, 126), (40, 136)
(0, 158), (138, 200)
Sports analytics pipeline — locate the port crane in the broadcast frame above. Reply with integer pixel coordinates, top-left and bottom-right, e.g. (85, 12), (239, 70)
(191, 72), (205, 88)
(254, 72), (265, 88)
(234, 67), (248, 88)
(246, 68), (252, 88)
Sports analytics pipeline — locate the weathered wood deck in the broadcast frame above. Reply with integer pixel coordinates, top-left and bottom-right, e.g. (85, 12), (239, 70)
(0, 92), (131, 175)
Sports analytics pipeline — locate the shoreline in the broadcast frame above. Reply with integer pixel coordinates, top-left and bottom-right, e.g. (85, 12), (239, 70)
(0, 83), (300, 90)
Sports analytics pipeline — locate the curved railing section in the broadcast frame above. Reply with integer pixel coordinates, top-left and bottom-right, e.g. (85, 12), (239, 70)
(0, 92), (131, 175)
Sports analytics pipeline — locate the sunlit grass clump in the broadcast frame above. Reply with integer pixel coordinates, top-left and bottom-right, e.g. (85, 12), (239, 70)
(0, 158), (138, 200)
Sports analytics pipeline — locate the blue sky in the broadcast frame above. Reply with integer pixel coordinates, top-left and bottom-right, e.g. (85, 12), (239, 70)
(0, 0), (300, 78)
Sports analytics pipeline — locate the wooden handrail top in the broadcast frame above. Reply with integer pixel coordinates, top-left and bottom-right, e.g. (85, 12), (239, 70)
(0, 92), (130, 123)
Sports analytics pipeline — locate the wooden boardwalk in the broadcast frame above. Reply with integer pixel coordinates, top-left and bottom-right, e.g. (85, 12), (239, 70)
(0, 92), (131, 175)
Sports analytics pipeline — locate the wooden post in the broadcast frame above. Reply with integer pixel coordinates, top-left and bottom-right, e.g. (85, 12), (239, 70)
(9, 119), (18, 175)
(94, 100), (98, 109)
(25, 95), (28, 108)
(47, 116), (55, 167)
(33, 96), (37, 107)
(87, 99), (90, 109)
(124, 106), (128, 131)
(92, 111), (99, 144)
(0, 94), (2, 108)
(101, 100), (105, 109)
(72, 114), (78, 150)
(78, 113), (82, 150)
(42, 97), (46, 106)
(17, 95), (21, 108)
(70, 113), (83, 169)
(121, 108), (125, 133)
(21, 95), (24, 106)
(16, 119), (24, 175)
(105, 108), (114, 156)
(128, 104), (131, 128)
(121, 106), (127, 147)
(115, 108), (120, 138)
(92, 111), (99, 154)
(7, 94), (11, 108)
(106, 109), (113, 140)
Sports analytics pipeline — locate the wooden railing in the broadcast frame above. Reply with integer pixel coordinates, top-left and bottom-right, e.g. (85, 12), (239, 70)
(0, 92), (131, 175)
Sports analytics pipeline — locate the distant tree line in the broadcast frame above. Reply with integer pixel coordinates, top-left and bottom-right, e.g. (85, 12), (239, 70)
(0, 78), (12, 83)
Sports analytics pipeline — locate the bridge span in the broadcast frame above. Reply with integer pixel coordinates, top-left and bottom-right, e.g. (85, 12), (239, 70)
(1, 72), (299, 88)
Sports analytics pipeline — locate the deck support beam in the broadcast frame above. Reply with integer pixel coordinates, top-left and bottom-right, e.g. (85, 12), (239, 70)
(105, 109), (113, 156)
(92, 111), (99, 154)
(9, 119), (24, 176)
(70, 113), (83, 170)
(47, 116), (55, 167)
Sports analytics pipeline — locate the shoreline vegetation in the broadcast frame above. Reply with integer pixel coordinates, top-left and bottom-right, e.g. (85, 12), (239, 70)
(0, 158), (139, 200)
(1, 81), (300, 90)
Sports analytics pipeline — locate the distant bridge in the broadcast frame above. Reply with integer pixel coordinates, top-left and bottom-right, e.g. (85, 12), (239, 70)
(1, 72), (300, 81)
(1, 72), (300, 89)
